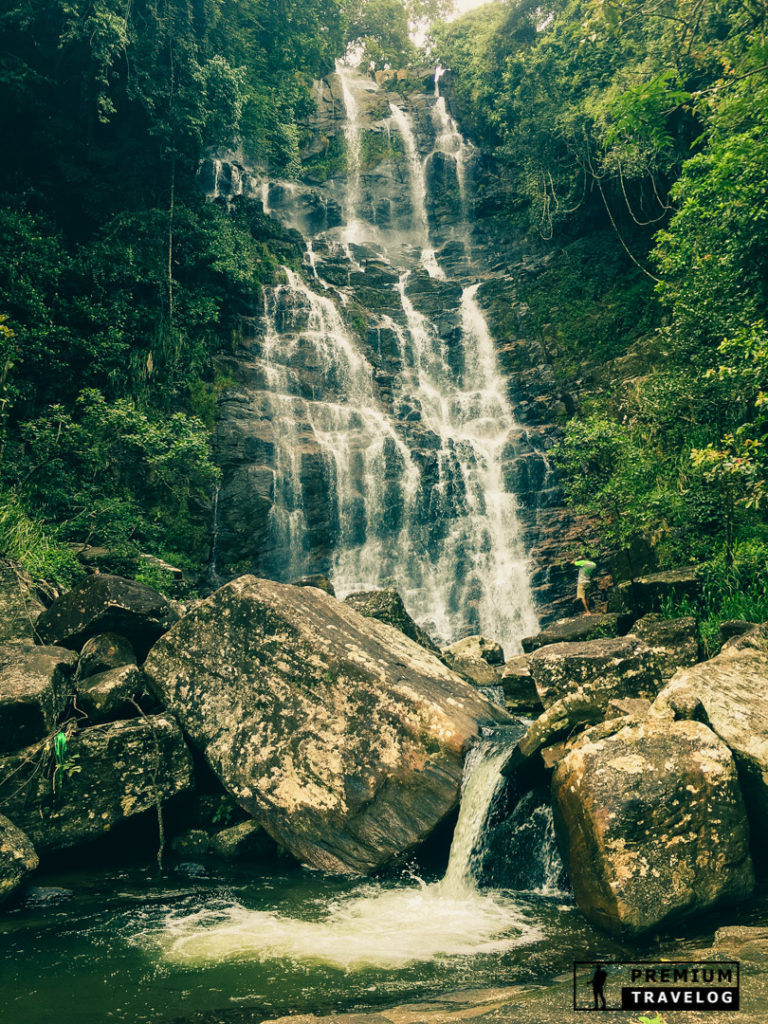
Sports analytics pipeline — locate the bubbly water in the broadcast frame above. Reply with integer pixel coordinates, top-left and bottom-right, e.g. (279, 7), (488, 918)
(217, 63), (538, 653)
(153, 730), (545, 971)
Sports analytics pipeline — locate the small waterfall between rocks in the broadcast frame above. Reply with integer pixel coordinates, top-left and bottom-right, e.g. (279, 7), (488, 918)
(155, 726), (564, 970)
(207, 63), (540, 653)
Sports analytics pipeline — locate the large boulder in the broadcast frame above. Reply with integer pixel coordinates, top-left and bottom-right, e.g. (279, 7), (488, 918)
(521, 613), (621, 653)
(0, 814), (38, 905)
(609, 566), (700, 617)
(442, 635), (504, 686)
(553, 717), (754, 937)
(0, 645), (77, 753)
(343, 588), (439, 653)
(0, 715), (193, 853)
(529, 635), (662, 710)
(0, 560), (46, 645)
(144, 576), (508, 874)
(631, 614), (700, 681)
(76, 633), (137, 680)
(654, 627), (768, 843)
(35, 575), (179, 660)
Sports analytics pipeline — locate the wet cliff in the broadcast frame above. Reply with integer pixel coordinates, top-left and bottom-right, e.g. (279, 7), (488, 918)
(202, 66), (583, 651)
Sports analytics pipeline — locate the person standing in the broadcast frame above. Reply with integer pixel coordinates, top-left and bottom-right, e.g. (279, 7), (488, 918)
(574, 556), (597, 615)
(591, 964), (608, 1010)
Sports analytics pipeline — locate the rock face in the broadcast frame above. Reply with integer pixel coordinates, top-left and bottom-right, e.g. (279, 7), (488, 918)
(529, 635), (661, 710)
(0, 645), (77, 753)
(36, 575), (179, 659)
(654, 627), (768, 842)
(0, 560), (45, 644)
(521, 613), (621, 653)
(0, 716), (193, 853)
(143, 576), (508, 874)
(77, 633), (137, 679)
(553, 717), (754, 937)
(211, 819), (277, 860)
(0, 814), (38, 905)
(343, 588), (439, 652)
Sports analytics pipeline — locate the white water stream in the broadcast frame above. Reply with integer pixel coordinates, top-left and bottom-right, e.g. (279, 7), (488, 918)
(155, 733), (546, 970)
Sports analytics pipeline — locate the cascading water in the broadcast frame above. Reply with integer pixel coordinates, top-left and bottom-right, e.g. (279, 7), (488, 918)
(151, 727), (547, 970)
(213, 64), (538, 653)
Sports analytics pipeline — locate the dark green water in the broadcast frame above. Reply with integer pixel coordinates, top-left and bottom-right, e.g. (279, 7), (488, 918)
(4, 856), (758, 1024)
(0, 858), (633, 1024)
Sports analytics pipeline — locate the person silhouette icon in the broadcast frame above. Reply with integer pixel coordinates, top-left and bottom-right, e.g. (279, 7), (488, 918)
(592, 964), (608, 1010)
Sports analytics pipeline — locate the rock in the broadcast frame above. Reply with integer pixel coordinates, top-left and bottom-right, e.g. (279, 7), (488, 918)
(528, 635), (662, 711)
(291, 574), (336, 596)
(552, 718), (754, 937)
(76, 664), (150, 723)
(605, 696), (652, 719)
(521, 613), (621, 653)
(500, 655), (542, 713)
(442, 635), (505, 686)
(211, 819), (277, 860)
(143, 575), (508, 874)
(0, 645), (77, 754)
(654, 629), (768, 845)
(343, 588), (440, 653)
(713, 925), (768, 962)
(77, 633), (137, 680)
(444, 635), (504, 665)
(0, 560), (45, 644)
(0, 814), (38, 905)
(0, 715), (194, 854)
(719, 619), (757, 647)
(138, 553), (184, 581)
(502, 692), (606, 773)
(609, 566), (700, 617)
(35, 575), (179, 660)
(171, 829), (212, 858)
(631, 614), (700, 681)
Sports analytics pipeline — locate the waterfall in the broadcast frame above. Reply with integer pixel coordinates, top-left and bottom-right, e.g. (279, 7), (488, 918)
(154, 727), (548, 971)
(439, 731), (521, 896)
(216, 66), (539, 653)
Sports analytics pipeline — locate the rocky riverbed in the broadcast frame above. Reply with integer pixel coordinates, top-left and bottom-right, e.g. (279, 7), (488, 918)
(1, 561), (767, 1021)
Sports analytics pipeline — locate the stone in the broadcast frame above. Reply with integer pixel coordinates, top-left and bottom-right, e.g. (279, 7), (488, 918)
(211, 819), (277, 860)
(36, 575), (180, 660)
(0, 715), (194, 854)
(713, 926), (768, 963)
(499, 655), (542, 713)
(528, 635), (662, 710)
(654, 628), (768, 845)
(502, 692), (606, 774)
(444, 635), (504, 666)
(77, 633), (137, 680)
(171, 829), (212, 858)
(521, 613), (621, 653)
(609, 566), (700, 617)
(0, 814), (38, 906)
(0, 644), (77, 754)
(76, 664), (149, 723)
(442, 635), (504, 686)
(343, 588), (439, 653)
(291, 574), (336, 596)
(552, 718), (754, 937)
(0, 560), (45, 644)
(718, 619), (757, 647)
(631, 614), (700, 681)
(143, 575), (508, 874)
(605, 696), (652, 719)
